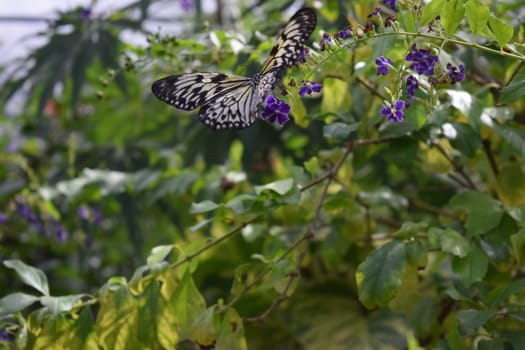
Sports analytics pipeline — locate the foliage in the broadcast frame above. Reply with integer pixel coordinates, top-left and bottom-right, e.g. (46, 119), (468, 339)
(1, 0), (525, 349)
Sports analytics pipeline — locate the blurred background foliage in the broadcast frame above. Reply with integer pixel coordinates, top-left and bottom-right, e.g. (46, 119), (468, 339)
(1, 0), (525, 348)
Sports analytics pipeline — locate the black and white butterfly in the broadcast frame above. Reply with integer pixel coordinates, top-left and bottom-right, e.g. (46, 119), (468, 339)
(151, 8), (317, 130)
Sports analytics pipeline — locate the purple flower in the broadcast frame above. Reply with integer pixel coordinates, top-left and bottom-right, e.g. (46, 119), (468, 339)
(56, 226), (67, 242)
(0, 213), (7, 224)
(376, 56), (393, 75)
(79, 7), (92, 21)
(93, 210), (103, 226)
(299, 81), (322, 96)
(181, 0), (193, 11)
(77, 206), (89, 220)
(334, 26), (352, 39)
(1, 330), (8, 341)
(381, 100), (405, 122)
(261, 96), (290, 126)
(320, 33), (331, 51)
(383, 0), (397, 10)
(406, 75), (419, 107)
(385, 15), (396, 27)
(406, 44), (438, 76)
(299, 47), (309, 63)
(16, 203), (38, 223)
(447, 63), (465, 84)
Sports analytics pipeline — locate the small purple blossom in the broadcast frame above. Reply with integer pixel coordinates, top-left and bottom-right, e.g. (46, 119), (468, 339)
(406, 44), (439, 76)
(1, 330), (8, 341)
(0, 213), (7, 224)
(447, 63), (465, 84)
(93, 210), (103, 226)
(79, 7), (92, 21)
(320, 33), (331, 51)
(299, 81), (322, 96)
(376, 56), (393, 75)
(56, 226), (67, 242)
(334, 26), (352, 39)
(383, 0), (397, 10)
(299, 47), (309, 63)
(261, 96), (290, 126)
(381, 100), (405, 122)
(78, 206), (89, 220)
(406, 75), (419, 107)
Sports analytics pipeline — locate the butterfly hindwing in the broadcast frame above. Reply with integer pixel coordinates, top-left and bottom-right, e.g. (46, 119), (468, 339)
(151, 8), (317, 130)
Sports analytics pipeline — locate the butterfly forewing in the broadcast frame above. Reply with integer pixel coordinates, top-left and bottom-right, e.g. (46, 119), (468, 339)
(260, 8), (317, 73)
(151, 8), (317, 130)
(151, 73), (252, 111)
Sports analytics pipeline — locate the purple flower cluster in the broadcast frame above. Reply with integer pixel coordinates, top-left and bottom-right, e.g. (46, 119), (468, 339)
(78, 205), (104, 225)
(261, 96), (290, 126)
(375, 43), (466, 122)
(299, 80), (322, 96)
(334, 26), (352, 40)
(406, 44), (439, 75)
(13, 200), (68, 242)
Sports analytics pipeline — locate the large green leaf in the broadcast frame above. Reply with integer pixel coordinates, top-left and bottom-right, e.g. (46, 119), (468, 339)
(356, 240), (407, 308)
(449, 191), (504, 236)
(3, 260), (50, 296)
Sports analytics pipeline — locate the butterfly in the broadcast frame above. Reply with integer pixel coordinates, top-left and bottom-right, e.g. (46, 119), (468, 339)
(151, 8), (317, 130)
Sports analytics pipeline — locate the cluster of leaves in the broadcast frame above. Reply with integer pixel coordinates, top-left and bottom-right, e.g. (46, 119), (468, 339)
(1, 0), (525, 349)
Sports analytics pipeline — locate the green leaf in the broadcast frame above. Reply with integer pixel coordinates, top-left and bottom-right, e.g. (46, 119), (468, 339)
(441, 0), (465, 35)
(510, 231), (525, 269)
(254, 178), (294, 196)
(304, 156), (320, 177)
(0, 293), (39, 316)
(496, 164), (525, 207)
(3, 260), (50, 296)
(428, 227), (471, 257)
(190, 200), (219, 214)
(321, 78), (350, 114)
(215, 309), (247, 350)
(491, 123), (525, 157)
(225, 194), (257, 215)
(465, 0), (490, 37)
(40, 294), (86, 316)
(323, 122), (359, 142)
(96, 284), (138, 350)
(500, 71), (525, 104)
(487, 15), (514, 47)
(449, 191), (503, 236)
(137, 282), (162, 346)
(404, 241), (428, 269)
(446, 90), (484, 131)
(147, 245), (174, 266)
(446, 123), (481, 158)
(356, 240), (407, 308)
(456, 309), (492, 333)
(420, 0), (445, 25)
(452, 246), (488, 286)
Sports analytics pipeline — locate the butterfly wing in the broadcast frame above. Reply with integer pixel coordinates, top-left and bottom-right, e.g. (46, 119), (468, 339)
(260, 8), (317, 74)
(151, 73), (257, 130)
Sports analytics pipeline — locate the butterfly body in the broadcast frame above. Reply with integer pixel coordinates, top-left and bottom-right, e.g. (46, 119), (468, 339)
(151, 8), (316, 130)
